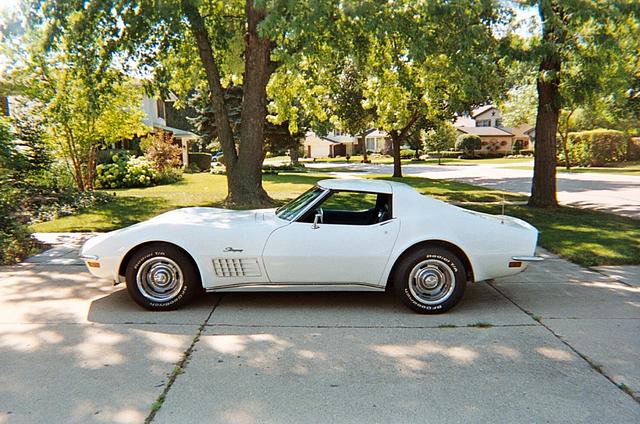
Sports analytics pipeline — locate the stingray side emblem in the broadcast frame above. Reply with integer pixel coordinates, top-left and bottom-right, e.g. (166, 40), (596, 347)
(224, 247), (244, 253)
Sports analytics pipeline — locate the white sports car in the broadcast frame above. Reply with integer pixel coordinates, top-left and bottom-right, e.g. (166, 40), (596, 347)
(80, 179), (541, 313)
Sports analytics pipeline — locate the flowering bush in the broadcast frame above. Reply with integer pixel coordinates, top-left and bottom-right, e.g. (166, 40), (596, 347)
(95, 154), (158, 188)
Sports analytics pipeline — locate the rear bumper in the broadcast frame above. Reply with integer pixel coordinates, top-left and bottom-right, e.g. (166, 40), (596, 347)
(511, 256), (544, 262)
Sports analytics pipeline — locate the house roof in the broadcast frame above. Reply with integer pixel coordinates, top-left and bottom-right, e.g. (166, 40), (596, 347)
(364, 129), (388, 138)
(457, 126), (513, 136)
(470, 105), (498, 118)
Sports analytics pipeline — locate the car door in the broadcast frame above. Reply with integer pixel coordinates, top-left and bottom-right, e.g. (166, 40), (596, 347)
(262, 191), (400, 286)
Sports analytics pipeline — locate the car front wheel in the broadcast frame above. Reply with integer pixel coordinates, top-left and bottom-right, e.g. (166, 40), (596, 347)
(125, 243), (201, 311)
(393, 247), (466, 314)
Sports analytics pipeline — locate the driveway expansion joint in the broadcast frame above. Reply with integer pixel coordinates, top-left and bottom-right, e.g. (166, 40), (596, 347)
(487, 281), (640, 404)
(144, 295), (224, 423)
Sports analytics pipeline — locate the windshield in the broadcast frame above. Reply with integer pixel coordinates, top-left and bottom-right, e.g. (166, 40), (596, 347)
(276, 186), (326, 221)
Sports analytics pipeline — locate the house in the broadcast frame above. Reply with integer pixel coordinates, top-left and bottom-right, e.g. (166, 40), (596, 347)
(361, 129), (391, 154)
(454, 105), (534, 153)
(456, 126), (515, 153)
(141, 95), (200, 166)
(304, 128), (392, 158)
(304, 130), (358, 158)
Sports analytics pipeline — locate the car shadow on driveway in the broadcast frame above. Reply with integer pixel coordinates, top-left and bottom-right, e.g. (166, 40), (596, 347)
(86, 282), (534, 330)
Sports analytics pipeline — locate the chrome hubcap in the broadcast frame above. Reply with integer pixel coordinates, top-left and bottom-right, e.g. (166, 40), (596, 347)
(408, 259), (456, 305)
(136, 257), (184, 302)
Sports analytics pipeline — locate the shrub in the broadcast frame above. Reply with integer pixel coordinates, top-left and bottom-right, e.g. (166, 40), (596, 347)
(512, 140), (523, 154)
(97, 149), (136, 164)
(188, 152), (211, 172)
(427, 150), (464, 158)
(262, 163), (306, 174)
(456, 134), (482, 156)
(400, 149), (415, 159)
(565, 129), (627, 166)
(141, 130), (181, 172)
(95, 154), (158, 188)
(184, 162), (201, 173)
(627, 137), (640, 161)
(520, 149), (534, 156)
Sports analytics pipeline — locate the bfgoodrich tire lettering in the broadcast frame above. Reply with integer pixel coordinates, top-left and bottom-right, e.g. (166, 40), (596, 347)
(125, 243), (201, 311)
(393, 247), (466, 314)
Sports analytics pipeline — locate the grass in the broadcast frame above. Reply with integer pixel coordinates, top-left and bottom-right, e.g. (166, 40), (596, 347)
(32, 171), (639, 267)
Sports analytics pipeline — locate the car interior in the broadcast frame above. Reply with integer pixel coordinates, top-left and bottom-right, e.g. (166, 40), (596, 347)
(298, 191), (392, 226)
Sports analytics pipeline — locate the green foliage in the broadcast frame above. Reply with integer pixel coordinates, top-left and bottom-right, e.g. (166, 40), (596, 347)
(3, 5), (148, 191)
(399, 149), (415, 159)
(564, 129), (628, 167)
(501, 83), (538, 128)
(456, 134), (482, 156)
(427, 151), (464, 159)
(188, 152), (211, 172)
(95, 155), (159, 189)
(512, 140), (523, 155)
(0, 117), (36, 264)
(425, 123), (457, 154)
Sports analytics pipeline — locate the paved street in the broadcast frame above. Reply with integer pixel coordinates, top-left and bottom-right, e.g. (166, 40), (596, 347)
(305, 161), (640, 219)
(0, 235), (638, 423)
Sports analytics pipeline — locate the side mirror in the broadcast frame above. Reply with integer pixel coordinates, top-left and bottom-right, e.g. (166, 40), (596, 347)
(312, 213), (321, 229)
(312, 208), (323, 229)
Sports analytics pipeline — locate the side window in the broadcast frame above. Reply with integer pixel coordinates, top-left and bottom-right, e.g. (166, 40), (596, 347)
(299, 191), (391, 226)
(321, 191), (377, 211)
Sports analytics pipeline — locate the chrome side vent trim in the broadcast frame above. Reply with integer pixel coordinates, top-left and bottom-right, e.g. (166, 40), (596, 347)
(212, 258), (261, 277)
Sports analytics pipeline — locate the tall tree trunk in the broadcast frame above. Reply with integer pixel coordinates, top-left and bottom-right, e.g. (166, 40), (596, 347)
(390, 131), (402, 178)
(290, 142), (300, 165)
(183, 0), (276, 207)
(227, 0), (275, 206)
(529, 0), (564, 208)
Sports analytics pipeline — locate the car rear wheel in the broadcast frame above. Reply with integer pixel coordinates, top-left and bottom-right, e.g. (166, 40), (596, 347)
(125, 243), (201, 311)
(393, 247), (466, 314)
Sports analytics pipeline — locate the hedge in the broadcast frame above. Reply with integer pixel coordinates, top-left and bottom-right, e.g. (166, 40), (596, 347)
(188, 152), (211, 172)
(427, 151), (464, 158)
(564, 129), (627, 166)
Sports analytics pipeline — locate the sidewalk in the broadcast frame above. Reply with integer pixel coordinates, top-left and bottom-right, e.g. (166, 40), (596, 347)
(0, 235), (638, 423)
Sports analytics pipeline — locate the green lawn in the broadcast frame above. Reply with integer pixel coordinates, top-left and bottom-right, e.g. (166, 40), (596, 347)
(32, 172), (639, 267)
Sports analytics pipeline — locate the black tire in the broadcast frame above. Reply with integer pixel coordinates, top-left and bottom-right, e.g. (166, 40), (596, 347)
(393, 247), (466, 314)
(125, 243), (201, 311)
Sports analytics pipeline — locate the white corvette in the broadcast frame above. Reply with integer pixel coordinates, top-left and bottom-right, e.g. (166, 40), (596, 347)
(80, 179), (541, 313)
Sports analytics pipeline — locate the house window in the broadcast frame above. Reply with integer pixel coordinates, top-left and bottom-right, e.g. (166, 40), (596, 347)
(156, 99), (166, 120)
(495, 119), (503, 128)
(366, 137), (376, 152)
(477, 119), (491, 127)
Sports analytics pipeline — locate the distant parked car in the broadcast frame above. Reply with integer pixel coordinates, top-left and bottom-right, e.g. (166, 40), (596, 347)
(80, 179), (541, 313)
(210, 152), (223, 164)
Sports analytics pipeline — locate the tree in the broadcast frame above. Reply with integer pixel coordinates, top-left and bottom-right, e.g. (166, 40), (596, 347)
(520, 0), (638, 207)
(425, 122), (458, 165)
(357, 0), (507, 177)
(456, 134), (482, 157)
(501, 83), (538, 128)
(3, 3), (147, 191)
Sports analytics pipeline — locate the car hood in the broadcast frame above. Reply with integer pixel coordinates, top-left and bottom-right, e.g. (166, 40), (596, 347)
(146, 207), (279, 227)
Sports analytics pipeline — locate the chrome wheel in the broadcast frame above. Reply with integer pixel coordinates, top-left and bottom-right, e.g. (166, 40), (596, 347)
(408, 259), (456, 305)
(136, 257), (184, 303)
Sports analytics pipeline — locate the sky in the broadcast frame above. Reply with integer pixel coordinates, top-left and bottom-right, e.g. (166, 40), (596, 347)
(0, 0), (20, 13)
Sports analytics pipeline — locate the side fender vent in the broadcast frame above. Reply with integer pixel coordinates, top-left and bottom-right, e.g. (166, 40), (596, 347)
(213, 258), (261, 277)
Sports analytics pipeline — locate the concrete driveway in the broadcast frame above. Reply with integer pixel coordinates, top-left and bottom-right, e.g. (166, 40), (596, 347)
(0, 235), (638, 423)
(306, 161), (640, 219)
